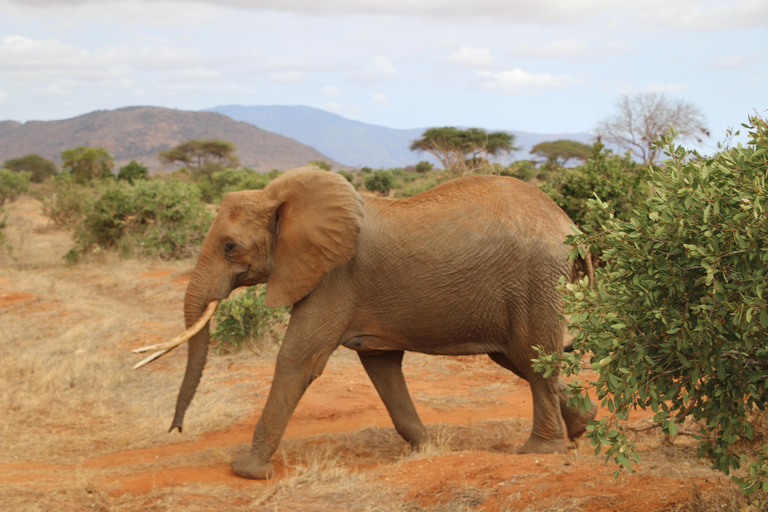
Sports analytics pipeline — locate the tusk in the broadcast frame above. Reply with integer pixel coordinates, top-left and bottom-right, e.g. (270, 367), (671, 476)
(132, 300), (220, 370)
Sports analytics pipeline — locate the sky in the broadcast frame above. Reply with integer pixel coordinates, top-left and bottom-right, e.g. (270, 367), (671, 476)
(1, 0), (766, 150)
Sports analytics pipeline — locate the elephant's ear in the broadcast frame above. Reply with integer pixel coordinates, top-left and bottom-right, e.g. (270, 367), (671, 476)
(263, 167), (364, 307)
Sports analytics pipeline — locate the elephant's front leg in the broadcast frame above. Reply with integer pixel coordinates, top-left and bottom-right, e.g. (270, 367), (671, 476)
(231, 342), (333, 479)
(358, 350), (427, 447)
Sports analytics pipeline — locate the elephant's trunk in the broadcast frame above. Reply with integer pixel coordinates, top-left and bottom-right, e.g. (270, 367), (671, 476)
(170, 265), (231, 433)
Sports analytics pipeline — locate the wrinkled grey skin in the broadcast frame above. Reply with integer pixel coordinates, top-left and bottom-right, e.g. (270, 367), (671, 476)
(171, 167), (596, 479)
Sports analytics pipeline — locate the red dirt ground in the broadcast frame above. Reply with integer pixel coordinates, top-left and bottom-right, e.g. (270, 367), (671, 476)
(0, 196), (740, 511)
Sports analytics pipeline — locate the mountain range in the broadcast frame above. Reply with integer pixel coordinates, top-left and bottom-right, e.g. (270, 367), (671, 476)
(205, 105), (597, 168)
(0, 104), (598, 173)
(0, 106), (337, 173)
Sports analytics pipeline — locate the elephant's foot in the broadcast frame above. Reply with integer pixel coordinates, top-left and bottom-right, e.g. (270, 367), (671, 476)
(399, 424), (428, 450)
(563, 400), (598, 441)
(231, 453), (275, 480)
(519, 435), (568, 455)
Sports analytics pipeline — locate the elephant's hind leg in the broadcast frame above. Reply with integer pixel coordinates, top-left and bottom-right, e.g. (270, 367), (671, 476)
(558, 378), (597, 441)
(488, 352), (568, 454)
(358, 350), (427, 448)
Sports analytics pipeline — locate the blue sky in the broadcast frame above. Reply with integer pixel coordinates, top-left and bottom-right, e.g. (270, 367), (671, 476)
(1, 0), (766, 150)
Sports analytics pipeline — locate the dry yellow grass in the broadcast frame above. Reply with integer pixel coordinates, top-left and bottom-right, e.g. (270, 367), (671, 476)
(0, 195), (755, 512)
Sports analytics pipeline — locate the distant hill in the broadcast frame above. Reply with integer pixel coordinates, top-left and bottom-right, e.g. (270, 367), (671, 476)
(0, 106), (339, 173)
(205, 105), (598, 168)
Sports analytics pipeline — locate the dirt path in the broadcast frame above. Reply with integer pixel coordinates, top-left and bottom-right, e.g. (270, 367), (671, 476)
(0, 196), (740, 511)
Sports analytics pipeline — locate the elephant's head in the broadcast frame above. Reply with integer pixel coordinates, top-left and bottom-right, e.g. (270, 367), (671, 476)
(166, 167), (364, 432)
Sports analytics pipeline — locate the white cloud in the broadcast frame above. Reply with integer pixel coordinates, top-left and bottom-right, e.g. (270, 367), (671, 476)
(477, 68), (578, 95)
(509, 39), (589, 59)
(631, 0), (768, 30)
(267, 71), (307, 84)
(708, 54), (748, 69)
(321, 85), (342, 97)
(373, 92), (390, 106)
(2, 0), (617, 24)
(351, 56), (396, 81)
(645, 82), (689, 94)
(508, 39), (637, 60)
(0, 35), (205, 81)
(449, 46), (495, 69)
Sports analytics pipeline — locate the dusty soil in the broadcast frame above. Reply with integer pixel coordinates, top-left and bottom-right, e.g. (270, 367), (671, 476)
(0, 196), (743, 511)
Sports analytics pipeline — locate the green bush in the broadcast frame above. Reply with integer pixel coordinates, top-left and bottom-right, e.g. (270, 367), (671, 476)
(195, 168), (280, 203)
(396, 175), (440, 198)
(62, 146), (114, 183)
(68, 179), (213, 261)
(117, 160), (149, 184)
(41, 174), (96, 227)
(337, 170), (354, 183)
(0, 208), (8, 254)
(308, 160), (332, 171)
(534, 118), (768, 499)
(364, 170), (395, 195)
(504, 160), (538, 182)
(0, 168), (31, 206)
(416, 160), (434, 173)
(540, 142), (648, 228)
(211, 285), (288, 354)
(3, 154), (57, 183)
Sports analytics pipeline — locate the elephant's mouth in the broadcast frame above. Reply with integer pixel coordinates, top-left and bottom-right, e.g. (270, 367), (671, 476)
(131, 300), (221, 369)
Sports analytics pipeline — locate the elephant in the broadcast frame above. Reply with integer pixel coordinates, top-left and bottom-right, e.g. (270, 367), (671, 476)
(164, 166), (596, 479)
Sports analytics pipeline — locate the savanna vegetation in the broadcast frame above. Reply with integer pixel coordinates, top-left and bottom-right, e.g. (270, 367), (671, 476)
(535, 116), (768, 506)
(2, 104), (766, 509)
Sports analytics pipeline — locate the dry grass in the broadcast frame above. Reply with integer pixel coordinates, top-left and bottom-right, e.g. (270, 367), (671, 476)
(0, 195), (757, 512)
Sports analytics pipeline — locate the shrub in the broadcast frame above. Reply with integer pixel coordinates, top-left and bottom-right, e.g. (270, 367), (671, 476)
(364, 170), (395, 195)
(416, 160), (434, 173)
(308, 160), (332, 171)
(0, 208), (8, 254)
(211, 285), (288, 354)
(68, 179), (213, 261)
(194, 168), (278, 203)
(3, 154), (57, 183)
(117, 160), (149, 184)
(396, 175), (440, 198)
(540, 142), (648, 228)
(62, 147), (114, 183)
(337, 170), (354, 183)
(503, 160), (538, 182)
(534, 118), (768, 499)
(41, 174), (96, 227)
(0, 169), (31, 206)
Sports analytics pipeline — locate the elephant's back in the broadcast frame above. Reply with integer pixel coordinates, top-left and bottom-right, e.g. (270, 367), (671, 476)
(367, 175), (575, 250)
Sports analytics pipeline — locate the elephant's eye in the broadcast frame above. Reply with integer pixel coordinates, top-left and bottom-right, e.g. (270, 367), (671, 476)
(225, 242), (236, 253)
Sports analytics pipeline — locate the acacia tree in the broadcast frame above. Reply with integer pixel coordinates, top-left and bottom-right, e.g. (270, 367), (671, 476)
(530, 140), (592, 166)
(158, 139), (239, 177)
(595, 93), (708, 164)
(409, 127), (518, 175)
(61, 147), (114, 183)
(3, 154), (57, 183)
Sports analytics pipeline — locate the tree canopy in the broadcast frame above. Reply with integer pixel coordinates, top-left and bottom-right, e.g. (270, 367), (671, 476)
(158, 139), (239, 177)
(117, 160), (149, 184)
(3, 154), (57, 183)
(595, 93), (708, 164)
(0, 168), (31, 206)
(61, 147), (114, 183)
(530, 140), (592, 166)
(409, 127), (518, 175)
